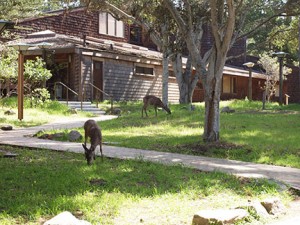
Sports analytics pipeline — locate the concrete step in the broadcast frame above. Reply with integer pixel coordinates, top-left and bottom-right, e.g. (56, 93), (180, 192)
(59, 101), (106, 115)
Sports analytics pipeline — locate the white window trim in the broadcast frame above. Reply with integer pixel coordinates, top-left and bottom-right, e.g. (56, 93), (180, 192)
(134, 64), (155, 77)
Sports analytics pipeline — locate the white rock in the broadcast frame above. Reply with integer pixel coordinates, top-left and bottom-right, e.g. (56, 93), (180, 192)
(43, 211), (91, 225)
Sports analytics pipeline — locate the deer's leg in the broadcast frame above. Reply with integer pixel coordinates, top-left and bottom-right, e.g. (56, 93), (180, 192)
(143, 104), (148, 117)
(84, 132), (87, 146)
(99, 142), (103, 161)
(155, 106), (157, 117)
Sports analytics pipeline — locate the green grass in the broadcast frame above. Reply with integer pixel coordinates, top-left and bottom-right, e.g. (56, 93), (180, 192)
(45, 100), (300, 168)
(0, 146), (291, 225)
(0, 97), (94, 127)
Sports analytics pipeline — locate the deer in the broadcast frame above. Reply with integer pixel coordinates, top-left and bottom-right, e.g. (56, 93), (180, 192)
(142, 95), (171, 117)
(82, 119), (103, 165)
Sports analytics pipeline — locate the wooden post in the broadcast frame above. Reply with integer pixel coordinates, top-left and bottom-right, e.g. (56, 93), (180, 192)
(17, 52), (24, 120)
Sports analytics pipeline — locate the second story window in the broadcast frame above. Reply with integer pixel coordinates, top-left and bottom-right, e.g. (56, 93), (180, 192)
(99, 12), (124, 38)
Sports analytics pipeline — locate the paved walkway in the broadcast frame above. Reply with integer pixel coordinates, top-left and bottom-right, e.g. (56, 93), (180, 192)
(1, 115), (300, 224)
(0, 115), (299, 191)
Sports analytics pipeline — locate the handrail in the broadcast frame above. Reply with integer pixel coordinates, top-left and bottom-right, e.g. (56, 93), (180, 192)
(54, 82), (78, 107)
(87, 82), (114, 114)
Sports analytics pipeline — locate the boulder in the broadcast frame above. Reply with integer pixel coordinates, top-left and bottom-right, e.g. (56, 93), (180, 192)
(43, 211), (91, 225)
(68, 130), (82, 142)
(1, 125), (13, 131)
(4, 110), (16, 115)
(261, 198), (286, 215)
(221, 106), (235, 113)
(192, 209), (248, 225)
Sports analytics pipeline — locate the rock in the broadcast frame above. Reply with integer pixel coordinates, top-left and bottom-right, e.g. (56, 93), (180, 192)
(112, 107), (121, 115)
(241, 201), (269, 218)
(1, 125), (13, 131)
(192, 209), (248, 225)
(39, 133), (52, 139)
(3, 152), (18, 158)
(52, 132), (64, 139)
(221, 106), (235, 113)
(261, 198), (286, 215)
(68, 130), (82, 142)
(68, 108), (77, 114)
(43, 211), (91, 225)
(4, 110), (16, 115)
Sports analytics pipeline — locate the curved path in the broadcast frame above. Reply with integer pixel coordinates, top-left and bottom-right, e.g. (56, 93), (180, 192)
(0, 115), (299, 191)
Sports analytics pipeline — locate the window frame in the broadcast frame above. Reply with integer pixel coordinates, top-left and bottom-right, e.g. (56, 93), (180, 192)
(99, 12), (124, 38)
(134, 64), (155, 77)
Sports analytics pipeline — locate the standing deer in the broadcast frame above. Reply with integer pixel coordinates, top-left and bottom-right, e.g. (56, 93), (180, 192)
(82, 119), (103, 165)
(142, 95), (171, 117)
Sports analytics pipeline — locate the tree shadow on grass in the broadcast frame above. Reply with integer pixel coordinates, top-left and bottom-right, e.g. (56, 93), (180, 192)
(0, 146), (280, 224)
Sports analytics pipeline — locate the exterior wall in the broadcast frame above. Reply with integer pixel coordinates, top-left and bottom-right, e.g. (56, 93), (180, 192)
(15, 8), (130, 43)
(81, 55), (93, 101)
(103, 59), (179, 102)
(286, 66), (300, 103)
(192, 75), (265, 102)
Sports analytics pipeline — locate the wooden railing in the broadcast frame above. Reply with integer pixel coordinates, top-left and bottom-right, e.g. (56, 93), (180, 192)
(53, 82), (113, 113)
(54, 82), (78, 107)
(86, 82), (114, 114)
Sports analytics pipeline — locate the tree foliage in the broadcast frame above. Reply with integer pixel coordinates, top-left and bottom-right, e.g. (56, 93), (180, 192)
(258, 53), (292, 102)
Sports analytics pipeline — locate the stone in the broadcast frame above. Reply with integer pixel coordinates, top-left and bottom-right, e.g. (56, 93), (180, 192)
(52, 132), (64, 139)
(68, 108), (77, 114)
(39, 133), (52, 140)
(241, 201), (269, 218)
(112, 107), (121, 115)
(261, 198), (286, 215)
(68, 130), (82, 142)
(43, 211), (91, 225)
(1, 125), (13, 131)
(4, 110), (16, 115)
(192, 209), (248, 225)
(221, 106), (235, 113)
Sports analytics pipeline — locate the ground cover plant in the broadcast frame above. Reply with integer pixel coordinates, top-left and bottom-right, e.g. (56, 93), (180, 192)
(0, 145), (292, 225)
(0, 97), (93, 127)
(46, 100), (300, 169)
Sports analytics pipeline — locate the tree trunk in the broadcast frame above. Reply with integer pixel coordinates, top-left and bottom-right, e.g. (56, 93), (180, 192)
(203, 77), (221, 142)
(172, 54), (199, 104)
(162, 52), (169, 105)
(202, 48), (225, 142)
(161, 22), (169, 106)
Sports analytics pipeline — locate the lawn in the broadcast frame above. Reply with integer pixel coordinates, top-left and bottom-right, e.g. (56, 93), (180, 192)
(46, 99), (300, 169)
(0, 145), (291, 225)
(0, 97), (93, 127)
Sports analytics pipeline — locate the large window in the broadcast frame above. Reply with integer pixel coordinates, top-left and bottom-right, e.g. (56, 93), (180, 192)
(99, 12), (124, 38)
(223, 76), (237, 94)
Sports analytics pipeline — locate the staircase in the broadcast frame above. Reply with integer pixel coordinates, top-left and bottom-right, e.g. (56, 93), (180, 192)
(60, 101), (106, 116)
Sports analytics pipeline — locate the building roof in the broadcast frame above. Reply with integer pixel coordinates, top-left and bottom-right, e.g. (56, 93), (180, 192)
(7, 30), (265, 79)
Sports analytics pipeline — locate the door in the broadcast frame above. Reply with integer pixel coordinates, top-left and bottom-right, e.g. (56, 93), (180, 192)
(93, 61), (103, 101)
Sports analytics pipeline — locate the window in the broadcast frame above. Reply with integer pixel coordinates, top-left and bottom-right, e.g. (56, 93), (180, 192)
(223, 76), (237, 94)
(135, 65), (154, 76)
(99, 12), (124, 38)
(130, 25), (142, 44)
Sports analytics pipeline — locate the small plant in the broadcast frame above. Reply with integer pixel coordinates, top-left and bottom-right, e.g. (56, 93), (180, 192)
(30, 88), (51, 107)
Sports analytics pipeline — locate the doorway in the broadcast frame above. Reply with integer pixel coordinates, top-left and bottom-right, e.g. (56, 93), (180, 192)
(93, 61), (103, 101)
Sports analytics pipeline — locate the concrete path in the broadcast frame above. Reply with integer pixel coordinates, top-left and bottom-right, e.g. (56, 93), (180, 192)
(1, 115), (300, 224)
(0, 115), (299, 191)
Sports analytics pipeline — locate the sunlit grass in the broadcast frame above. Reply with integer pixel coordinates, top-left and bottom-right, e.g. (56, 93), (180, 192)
(39, 99), (300, 168)
(0, 97), (93, 127)
(0, 146), (289, 225)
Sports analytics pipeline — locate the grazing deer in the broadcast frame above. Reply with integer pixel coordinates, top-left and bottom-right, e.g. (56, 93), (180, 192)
(82, 119), (103, 165)
(142, 95), (171, 117)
